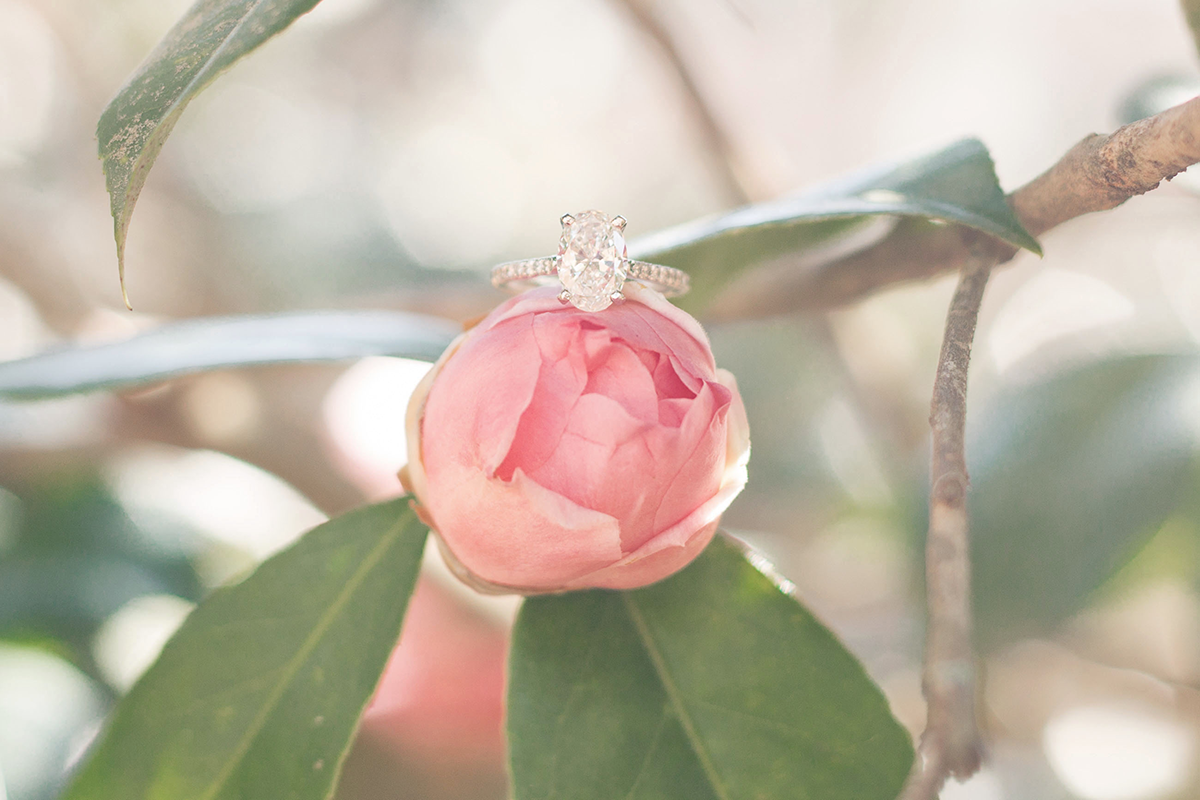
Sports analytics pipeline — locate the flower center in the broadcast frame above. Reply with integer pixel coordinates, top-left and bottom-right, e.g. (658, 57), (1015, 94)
(556, 210), (627, 312)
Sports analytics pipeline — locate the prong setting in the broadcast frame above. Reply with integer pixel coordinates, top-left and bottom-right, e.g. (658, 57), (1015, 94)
(491, 211), (687, 311)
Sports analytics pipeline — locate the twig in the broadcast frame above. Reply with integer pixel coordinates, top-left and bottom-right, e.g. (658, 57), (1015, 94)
(708, 93), (1200, 320)
(896, 94), (1200, 799)
(610, 0), (759, 204)
(898, 250), (994, 799)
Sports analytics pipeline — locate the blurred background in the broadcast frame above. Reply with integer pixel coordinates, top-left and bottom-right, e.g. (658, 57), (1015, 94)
(2, 0), (1200, 798)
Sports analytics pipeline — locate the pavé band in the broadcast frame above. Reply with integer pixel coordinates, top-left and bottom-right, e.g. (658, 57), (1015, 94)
(490, 211), (691, 312)
(491, 257), (690, 296)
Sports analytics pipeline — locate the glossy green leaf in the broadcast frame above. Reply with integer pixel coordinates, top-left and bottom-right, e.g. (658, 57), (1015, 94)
(98, 0), (324, 305)
(508, 536), (913, 800)
(0, 311), (458, 399)
(631, 138), (1040, 312)
(64, 498), (428, 800)
(970, 355), (1200, 645)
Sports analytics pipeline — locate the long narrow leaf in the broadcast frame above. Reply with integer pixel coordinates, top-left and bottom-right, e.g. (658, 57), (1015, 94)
(0, 311), (459, 399)
(630, 138), (1040, 312)
(65, 499), (428, 800)
(98, 0), (325, 305)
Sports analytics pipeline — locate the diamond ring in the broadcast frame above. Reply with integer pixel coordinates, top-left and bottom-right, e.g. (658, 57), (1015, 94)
(490, 210), (690, 312)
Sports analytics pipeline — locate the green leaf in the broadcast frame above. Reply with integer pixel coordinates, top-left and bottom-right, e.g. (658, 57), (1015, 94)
(0, 311), (458, 399)
(98, 0), (325, 306)
(630, 138), (1040, 313)
(64, 498), (428, 800)
(970, 355), (1200, 646)
(508, 536), (913, 800)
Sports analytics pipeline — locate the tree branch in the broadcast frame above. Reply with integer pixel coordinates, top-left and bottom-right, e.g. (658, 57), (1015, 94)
(894, 91), (1200, 800)
(898, 251), (994, 800)
(708, 93), (1200, 320)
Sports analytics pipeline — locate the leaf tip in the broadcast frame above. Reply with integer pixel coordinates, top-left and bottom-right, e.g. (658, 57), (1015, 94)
(116, 241), (133, 311)
(1018, 230), (1044, 258)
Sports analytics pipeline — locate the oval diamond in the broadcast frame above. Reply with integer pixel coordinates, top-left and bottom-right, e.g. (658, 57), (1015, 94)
(556, 210), (627, 312)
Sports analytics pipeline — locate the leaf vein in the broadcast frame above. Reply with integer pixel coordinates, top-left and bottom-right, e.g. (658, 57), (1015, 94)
(196, 511), (410, 800)
(621, 705), (671, 800)
(622, 594), (731, 800)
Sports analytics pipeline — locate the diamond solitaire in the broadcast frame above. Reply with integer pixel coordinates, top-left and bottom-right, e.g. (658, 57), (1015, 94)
(490, 211), (690, 311)
(556, 210), (628, 311)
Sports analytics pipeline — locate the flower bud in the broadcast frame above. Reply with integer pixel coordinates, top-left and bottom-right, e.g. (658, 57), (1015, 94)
(405, 284), (750, 593)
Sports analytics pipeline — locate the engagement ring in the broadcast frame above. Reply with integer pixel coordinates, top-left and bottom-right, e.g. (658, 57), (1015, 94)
(491, 210), (690, 312)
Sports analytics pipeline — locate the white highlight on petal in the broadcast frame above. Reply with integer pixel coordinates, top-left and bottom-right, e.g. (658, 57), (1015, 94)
(1042, 704), (1195, 800)
(93, 594), (195, 693)
(989, 269), (1135, 373)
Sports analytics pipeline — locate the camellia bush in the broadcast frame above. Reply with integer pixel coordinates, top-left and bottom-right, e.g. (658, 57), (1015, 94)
(2, 2), (1200, 800)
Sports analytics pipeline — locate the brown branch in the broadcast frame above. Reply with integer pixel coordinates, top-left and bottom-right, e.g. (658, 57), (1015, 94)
(898, 251), (994, 800)
(708, 93), (1200, 320)
(891, 97), (1200, 797)
(611, 0), (760, 204)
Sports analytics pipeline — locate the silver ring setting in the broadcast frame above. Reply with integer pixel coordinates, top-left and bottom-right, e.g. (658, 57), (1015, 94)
(491, 210), (690, 312)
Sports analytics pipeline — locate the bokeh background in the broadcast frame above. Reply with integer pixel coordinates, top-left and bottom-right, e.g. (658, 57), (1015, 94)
(2, 0), (1200, 798)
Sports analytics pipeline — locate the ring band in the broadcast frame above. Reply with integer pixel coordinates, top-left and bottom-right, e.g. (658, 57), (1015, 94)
(490, 210), (690, 312)
(491, 257), (690, 295)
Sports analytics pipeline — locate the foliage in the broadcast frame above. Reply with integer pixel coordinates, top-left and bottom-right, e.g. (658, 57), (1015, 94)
(0, 311), (458, 400)
(508, 537), (912, 800)
(969, 355), (1200, 645)
(65, 500), (427, 800)
(0, 0), (1196, 799)
(98, 0), (323, 306)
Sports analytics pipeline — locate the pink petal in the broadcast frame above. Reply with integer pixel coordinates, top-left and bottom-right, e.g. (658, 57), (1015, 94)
(422, 313), (542, 476)
(652, 353), (699, 400)
(525, 393), (650, 512)
(495, 316), (592, 480)
(424, 459), (624, 589)
(582, 341), (659, 423)
(564, 518), (720, 590)
(623, 380), (732, 550)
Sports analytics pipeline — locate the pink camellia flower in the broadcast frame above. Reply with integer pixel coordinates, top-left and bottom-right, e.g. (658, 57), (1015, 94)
(404, 283), (750, 593)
